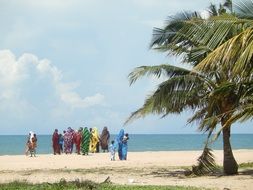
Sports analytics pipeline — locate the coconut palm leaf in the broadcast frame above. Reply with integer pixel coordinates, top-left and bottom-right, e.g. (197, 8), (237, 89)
(150, 11), (201, 49)
(128, 64), (191, 85)
(235, 0), (253, 19)
(194, 27), (253, 77)
(224, 0), (233, 12)
(192, 145), (217, 175)
(126, 70), (209, 124)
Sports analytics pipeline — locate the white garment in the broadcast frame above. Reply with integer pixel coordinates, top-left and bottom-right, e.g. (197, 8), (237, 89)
(29, 131), (34, 142)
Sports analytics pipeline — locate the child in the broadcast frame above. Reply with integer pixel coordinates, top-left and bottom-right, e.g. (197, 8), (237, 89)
(122, 133), (129, 143)
(109, 140), (116, 161)
(59, 134), (64, 153)
(122, 133), (129, 160)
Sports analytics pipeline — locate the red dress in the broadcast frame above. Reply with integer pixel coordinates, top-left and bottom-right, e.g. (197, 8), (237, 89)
(52, 132), (60, 154)
(75, 132), (82, 154)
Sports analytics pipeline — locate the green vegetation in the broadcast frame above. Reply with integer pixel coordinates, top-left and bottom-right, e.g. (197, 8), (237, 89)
(0, 181), (208, 190)
(126, 0), (253, 175)
(239, 162), (253, 168)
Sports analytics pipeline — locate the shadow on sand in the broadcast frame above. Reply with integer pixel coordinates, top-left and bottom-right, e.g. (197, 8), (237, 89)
(146, 168), (253, 178)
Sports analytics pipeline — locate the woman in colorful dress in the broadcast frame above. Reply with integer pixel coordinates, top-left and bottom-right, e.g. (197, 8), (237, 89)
(89, 127), (100, 153)
(100, 126), (110, 152)
(75, 128), (82, 154)
(122, 133), (129, 160)
(52, 129), (60, 155)
(81, 127), (90, 155)
(117, 129), (124, 160)
(64, 127), (74, 154)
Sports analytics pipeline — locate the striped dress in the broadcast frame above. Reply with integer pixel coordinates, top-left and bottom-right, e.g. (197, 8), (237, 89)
(81, 127), (90, 155)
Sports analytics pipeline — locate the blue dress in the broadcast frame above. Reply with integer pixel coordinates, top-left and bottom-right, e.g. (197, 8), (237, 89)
(122, 136), (128, 160)
(117, 129), (124, 160)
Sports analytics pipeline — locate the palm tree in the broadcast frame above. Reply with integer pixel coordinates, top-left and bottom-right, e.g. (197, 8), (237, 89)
(126, 0), (253, 175)
(194, 1), (253, 126)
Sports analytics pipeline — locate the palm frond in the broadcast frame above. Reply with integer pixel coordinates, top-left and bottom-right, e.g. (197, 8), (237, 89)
(187, 108), (208, 125)
(235, 0), (253, 19)
(194, 27), (253, 77)
(192, 145), (217, 175)
(223, 103), (253, 128)
(223, 0), (233, 13)
(198, 115), (219, 133)
(128, 64), (191, 85)
(150, 11), (201, 48)
(208, 3), (218, 16)
(125, 74), (207, 124)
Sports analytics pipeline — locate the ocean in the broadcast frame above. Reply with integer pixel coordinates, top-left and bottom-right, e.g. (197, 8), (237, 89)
(0, 134), (252, 155)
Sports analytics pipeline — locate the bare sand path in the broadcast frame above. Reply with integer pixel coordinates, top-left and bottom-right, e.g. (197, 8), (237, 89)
(0, 150), (252, 190)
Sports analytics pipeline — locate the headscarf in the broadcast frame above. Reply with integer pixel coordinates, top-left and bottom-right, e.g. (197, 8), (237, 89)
(29, 131), (35, 143)
(117, 129), (124, 144)
(117, 129), (124, 160)
(92, 127), (99, 141)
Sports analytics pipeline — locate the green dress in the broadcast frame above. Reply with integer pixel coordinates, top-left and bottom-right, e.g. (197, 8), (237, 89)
(81, 127), (90, 155)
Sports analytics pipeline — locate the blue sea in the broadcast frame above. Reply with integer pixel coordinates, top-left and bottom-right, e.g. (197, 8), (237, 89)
(0, 134), (252, 155)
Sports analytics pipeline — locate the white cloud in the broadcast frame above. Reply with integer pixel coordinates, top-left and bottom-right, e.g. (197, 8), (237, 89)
(60, 92), (104, 108)
(0, 50), (105, 116)
(200, 10), (211, 19)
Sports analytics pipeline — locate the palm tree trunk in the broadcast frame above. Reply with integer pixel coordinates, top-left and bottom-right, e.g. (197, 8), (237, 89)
(222, 126), (238, 175)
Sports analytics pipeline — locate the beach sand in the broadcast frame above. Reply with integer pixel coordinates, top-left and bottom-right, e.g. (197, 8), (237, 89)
(0, 150), (252, 190)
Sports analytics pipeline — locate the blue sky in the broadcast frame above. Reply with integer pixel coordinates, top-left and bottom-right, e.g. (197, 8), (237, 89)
(0, 0), (252, 135)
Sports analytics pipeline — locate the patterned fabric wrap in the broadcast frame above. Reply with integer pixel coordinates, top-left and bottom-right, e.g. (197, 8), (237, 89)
(117, 129), (124, 160)
(100, 127), (110, 150)
(64, 129), (73, 153)
(89, 127), (99, 153)
(81, 127), (90, 154)
(122, 139), (128, 160)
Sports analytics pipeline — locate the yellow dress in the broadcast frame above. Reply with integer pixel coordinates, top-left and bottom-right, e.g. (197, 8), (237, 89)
(89, 127), (99, 153)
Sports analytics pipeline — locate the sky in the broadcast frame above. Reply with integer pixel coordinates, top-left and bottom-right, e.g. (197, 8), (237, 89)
(0, 0), (252, 135)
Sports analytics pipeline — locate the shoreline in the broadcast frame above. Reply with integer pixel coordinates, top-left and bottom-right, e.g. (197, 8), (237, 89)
(1, 148), (253, 156)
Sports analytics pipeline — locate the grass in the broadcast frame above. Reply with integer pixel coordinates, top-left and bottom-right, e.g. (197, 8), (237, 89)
(239, 162), (253, 168)
(2, 163), (252, 190)
(0, 180), (208, 190)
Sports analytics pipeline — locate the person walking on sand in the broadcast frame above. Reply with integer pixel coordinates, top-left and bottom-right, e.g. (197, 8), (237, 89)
(116, 129), (124, 160)
(89, 127), (99, 153)
(31, 134), (37, 157)
(64, 127), (74, 154)
(81, 127), (90, 155)
(52, 129), (60, 155)
(58, 133), (64, 153)
(75, 128), (82, 154)
(26, 133), (37, 157)
(109, 140), (116, 161)
(122, 133), (129, 160)
(25, 131), (35, 156)
(100, 126), (110, 152)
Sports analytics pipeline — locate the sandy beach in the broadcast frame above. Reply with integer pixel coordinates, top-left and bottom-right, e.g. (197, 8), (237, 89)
(0, 150), (252, 190)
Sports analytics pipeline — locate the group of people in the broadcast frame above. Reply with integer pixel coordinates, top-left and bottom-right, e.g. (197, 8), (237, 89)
(52, 127), (129, 161)
(24, 127), (129, 161)
(52, 127), (108, 155)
